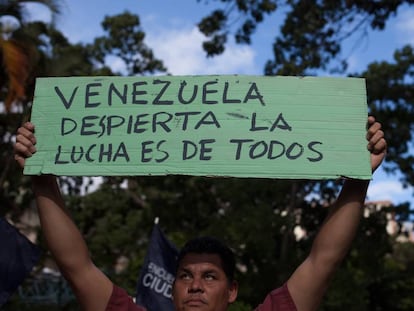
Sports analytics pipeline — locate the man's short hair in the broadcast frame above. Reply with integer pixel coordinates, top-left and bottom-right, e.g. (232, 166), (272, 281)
(177, 236), (236, 282)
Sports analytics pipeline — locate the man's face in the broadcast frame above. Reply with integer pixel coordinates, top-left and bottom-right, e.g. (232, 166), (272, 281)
(172, 253), (238, 311)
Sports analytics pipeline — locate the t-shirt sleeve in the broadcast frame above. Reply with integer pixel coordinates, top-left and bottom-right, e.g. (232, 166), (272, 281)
(254, 283), (297, 311)
(106, 285), (147, 311)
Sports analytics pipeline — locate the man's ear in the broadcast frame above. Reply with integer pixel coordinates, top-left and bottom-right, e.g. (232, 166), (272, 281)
(228, 281), (238, 303)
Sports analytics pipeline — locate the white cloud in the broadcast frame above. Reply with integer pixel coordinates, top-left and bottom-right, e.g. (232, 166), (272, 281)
(21, 2), (53, 24)
(105, 55), (127, 75)
(394, 9), (414, 44)
(146, 26), (259, 75)
(345, 54), (360, 72)
(367, 180), (413, 204)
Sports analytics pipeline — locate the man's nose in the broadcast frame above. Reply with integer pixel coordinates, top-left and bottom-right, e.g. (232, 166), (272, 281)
(188, 277), (204, 293)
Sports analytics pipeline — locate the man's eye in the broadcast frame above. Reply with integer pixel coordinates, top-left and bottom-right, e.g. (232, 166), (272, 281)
(179, 273), (191, 280)
(204, 274), (216, 281)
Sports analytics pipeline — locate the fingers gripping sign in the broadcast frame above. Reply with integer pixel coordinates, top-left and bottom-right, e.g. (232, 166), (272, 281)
(14, 122), (37, 168)
(366, 116), (387, 173)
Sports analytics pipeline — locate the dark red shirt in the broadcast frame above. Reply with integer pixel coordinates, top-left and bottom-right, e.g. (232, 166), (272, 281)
(106, 286), (146, 311)
(106, 283), (297, 311)
(255, 283), (297, 311)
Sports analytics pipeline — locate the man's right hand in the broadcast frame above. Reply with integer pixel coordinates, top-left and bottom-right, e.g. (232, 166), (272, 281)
(14, 122), (37, 168)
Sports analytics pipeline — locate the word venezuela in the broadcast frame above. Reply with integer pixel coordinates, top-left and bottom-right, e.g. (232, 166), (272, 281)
(27, 75), (370, 179)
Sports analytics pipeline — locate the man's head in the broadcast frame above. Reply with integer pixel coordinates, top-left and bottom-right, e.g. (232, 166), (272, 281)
(172, 237), (238, 311)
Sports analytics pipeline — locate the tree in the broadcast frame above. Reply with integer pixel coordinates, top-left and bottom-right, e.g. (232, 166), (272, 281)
(1, 2), (69, 208)
(0, 0), (61, 112)
(1, 7), (167, 214)
(197, 1), (413, 73)
(0, 23), (97, 223)
(195, 1), (414, 308)
(88, 11), (166, 76)
(197, 0), (277, 56)
(361, 45), (414, 187)
(2, 2), (414, 310)
(1, 8), (166, 309)
(197, 0), (414, 187)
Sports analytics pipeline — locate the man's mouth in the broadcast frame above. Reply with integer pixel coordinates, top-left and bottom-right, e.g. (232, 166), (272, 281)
(184, 296), (208, 306)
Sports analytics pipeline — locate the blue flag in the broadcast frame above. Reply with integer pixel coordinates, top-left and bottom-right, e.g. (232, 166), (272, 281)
(135, 223), (178, 311)
(0, 217), (41, 306)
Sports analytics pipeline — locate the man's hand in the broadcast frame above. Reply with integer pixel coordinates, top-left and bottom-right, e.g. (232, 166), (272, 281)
(14, 122), (36, 168)
(367, 116), (387, 173)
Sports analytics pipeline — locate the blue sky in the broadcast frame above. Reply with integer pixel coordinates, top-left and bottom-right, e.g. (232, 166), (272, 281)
(25, 0), (414, 208)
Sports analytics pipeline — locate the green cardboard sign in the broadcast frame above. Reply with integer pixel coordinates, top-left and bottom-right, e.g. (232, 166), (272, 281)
(24, 75), (371, 179)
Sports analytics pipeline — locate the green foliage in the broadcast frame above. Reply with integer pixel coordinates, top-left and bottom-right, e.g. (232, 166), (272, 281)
(60, 176), (330, 305)
(1, 1), (414, 309)
(1, 8), (167, 216)
(87, 11), (166, 75)
(0, 0), (61, 25)
(228, 300), (253, 311)
(319, 207), (414, 311)
(67, 182), (149, 292)
(198, 0), (277, 56)
(362, 45), (414, 186)
(265, 0), (411, 75)
(197, 1), (413, 75)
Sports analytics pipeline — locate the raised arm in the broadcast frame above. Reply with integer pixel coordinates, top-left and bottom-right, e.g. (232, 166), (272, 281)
(14, 122), (113, 311)
(287, 116), (387, 311)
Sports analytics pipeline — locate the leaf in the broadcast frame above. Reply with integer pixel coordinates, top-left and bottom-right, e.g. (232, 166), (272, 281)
(1, 38), (30, 112)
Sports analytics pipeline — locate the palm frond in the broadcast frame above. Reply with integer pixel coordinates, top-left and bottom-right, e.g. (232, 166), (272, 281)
(0, 37), (29, 111)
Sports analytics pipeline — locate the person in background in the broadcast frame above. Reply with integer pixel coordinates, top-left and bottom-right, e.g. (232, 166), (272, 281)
(14, 116), (386, 311)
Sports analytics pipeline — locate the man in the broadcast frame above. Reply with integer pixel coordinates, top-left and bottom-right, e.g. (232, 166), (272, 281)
(14, 116), (386, 311)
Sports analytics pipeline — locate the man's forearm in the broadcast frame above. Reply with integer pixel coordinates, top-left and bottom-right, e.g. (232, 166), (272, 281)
(287, 179), (369, 311)
(310, 179), (369, 267)
(32, 175), (92, 274)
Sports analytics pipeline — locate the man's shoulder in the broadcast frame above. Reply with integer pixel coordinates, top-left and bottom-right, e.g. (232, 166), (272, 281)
(254, 283), (297, 311)
(106, 285), (146, 311)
